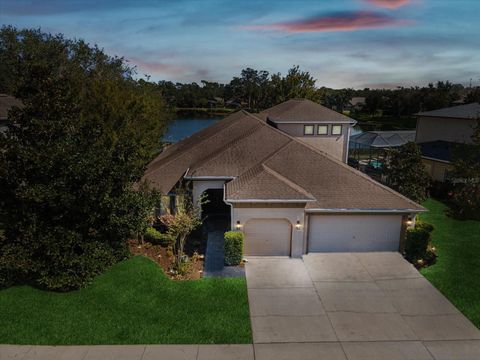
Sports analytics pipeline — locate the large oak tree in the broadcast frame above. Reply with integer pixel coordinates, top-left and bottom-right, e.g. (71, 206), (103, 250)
(0, 27), (168, 290)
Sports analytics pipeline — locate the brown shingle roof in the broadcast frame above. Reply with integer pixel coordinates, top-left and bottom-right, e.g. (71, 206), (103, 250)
(262, 140), (423, 211)
(416, 103), (480, 119)
(143, 111), (258, 193)
(144, 103), (424, 212)
(0, 94), (22, 120)
(226, 164), (315, 201)
(260, 98), (355, 123)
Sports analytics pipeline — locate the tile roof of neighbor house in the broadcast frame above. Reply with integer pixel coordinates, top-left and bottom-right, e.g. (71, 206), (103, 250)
(259, 98), (356, 124)
(416, 102), (480, 119)
(0, 94), (22, 120)
(144, 104), (424, 212)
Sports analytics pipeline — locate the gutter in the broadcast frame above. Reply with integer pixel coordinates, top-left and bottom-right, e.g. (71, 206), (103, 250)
(184, 175), (235, 180)
(305, 208), (427, 213)
(225, 199), (315, 203)
(223, 183), (234, 230)
(421, 156), (451, 164)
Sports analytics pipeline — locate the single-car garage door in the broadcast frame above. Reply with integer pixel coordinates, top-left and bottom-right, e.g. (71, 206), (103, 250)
(308, 214), (402, 252)
(244, 219), (291, 256)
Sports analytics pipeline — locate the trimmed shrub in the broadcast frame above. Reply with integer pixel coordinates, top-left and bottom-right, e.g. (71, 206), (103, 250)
(405, 220), (435, 264)
(224, 231), (244, 266)
(144, 227), (175, 247)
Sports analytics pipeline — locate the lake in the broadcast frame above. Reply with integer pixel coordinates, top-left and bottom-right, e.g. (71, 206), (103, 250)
(163, 114), (222, 143)
(164, 113), (363, 143)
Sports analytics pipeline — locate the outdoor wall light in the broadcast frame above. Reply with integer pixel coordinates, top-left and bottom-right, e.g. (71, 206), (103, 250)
(406, 216), (413, 226)
(235, 220), (242, 230)
(295, 220), (302, 230)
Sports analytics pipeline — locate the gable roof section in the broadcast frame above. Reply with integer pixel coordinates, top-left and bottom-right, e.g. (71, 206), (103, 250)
(260, 98), (355, 124)
(143, 111), (258, 193)
(262, 140), (424, 211)
(188, 114), (291, 177)
(416, 103), (480, 119)
(226, 164), (315, 201)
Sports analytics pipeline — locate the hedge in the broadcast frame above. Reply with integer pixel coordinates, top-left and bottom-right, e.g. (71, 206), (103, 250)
(224, 231), (244, 266)
(144, 227), (175, 247)
(405, 220), (435, 263)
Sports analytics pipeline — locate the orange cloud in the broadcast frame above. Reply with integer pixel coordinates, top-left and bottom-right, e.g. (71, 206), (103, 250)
(365, 0), (411, 9)
(244, 11), (409, 33)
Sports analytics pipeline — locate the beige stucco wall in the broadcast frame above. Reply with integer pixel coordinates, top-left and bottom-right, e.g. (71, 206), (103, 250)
(416, 116), (476, 144)
(232, 205), (306, 257)
(422, 158), (452, 182)
(275, 123), (349, 162)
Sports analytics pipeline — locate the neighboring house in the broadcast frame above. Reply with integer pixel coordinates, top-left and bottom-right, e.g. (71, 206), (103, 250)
(0, 94), (22, 132)
(144, 99), (424, 257)
(415, 102), (480, 182)
(347, 96), (366, 112)
(259, 99), (355, 162)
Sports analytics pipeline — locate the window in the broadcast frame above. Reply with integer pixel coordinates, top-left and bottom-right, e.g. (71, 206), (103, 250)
(317, 125), (328, 135)
(331, 125), (342, 135)
(304, 125), (314, 135)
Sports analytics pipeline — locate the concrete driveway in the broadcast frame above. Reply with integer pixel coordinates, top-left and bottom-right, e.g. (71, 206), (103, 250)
(246, 252), (480, 360)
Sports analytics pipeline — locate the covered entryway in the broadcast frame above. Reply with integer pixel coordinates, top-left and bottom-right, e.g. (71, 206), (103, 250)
(244, 219), (291, 256)
(201, 189), (231, 233)
(308, 214), (402, 252)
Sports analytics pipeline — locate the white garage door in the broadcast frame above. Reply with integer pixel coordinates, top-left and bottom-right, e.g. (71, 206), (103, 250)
(308, 214), (402, 252)
(244, 219), (291, 256)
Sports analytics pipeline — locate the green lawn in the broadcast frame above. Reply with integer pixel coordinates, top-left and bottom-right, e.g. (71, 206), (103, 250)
(420, 198), (480, 328)
(0, 256), (252, 344)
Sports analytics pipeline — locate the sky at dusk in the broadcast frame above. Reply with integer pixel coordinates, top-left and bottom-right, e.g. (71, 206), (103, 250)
(1, 0), (479, 89)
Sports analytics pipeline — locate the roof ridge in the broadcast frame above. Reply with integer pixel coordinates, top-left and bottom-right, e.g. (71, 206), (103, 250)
(188, 119), (264, 175)
(261, 164), (315, 200)
(227, 164), (265, 198)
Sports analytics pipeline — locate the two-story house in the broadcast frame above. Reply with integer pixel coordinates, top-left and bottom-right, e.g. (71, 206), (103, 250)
(144, 99), (424, 257)
(415, 102), (480, 182)
(259, 99), (355, 162)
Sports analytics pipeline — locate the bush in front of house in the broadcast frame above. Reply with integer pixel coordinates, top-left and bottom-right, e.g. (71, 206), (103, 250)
(144, 227), (175, 247)
(405, 220), (436, 266)
(224, 231), (244, 266)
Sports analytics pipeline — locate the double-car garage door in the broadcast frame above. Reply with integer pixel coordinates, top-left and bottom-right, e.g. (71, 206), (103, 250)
(308, 214), (402, 252)
(242, 214), (403, 256)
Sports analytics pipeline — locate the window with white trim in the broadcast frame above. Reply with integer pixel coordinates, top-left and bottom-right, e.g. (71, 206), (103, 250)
(304, 125), (314, 135)
(317, 125), (328, 135)
(331, 125), (342, 135)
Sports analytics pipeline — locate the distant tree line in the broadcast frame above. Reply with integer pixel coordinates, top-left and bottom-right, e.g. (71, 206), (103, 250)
(152, 68), (479, 115)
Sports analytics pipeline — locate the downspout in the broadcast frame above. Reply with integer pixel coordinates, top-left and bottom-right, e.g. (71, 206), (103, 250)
(223, 183), (234, 231)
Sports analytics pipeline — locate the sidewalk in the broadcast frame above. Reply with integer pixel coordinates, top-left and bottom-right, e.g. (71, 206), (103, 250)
(0, 344), (254, 360)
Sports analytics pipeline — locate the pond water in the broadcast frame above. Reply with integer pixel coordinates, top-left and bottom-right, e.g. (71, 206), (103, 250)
(163, 113), (363, 143)
(163, 114), (222, 143)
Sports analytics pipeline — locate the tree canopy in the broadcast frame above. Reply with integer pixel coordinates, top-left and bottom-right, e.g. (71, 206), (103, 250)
(0, 26), (168, 290)
(384, 142), (431, 203)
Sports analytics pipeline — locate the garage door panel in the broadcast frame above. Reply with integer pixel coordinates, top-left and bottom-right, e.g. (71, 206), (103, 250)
(308, 215), (402, 252)
(244, 219), (291, 256)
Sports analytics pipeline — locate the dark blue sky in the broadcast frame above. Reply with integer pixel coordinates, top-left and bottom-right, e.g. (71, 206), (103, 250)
(1, 0), (479, 88)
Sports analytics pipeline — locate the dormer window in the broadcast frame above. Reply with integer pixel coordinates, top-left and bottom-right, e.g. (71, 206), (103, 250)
(317, 125), (328, 135)
(304, 125), (314, 135)
(331, 125), (342, 135)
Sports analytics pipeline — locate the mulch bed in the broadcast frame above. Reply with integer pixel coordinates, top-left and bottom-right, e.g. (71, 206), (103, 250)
(128, 240), (204, 280)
